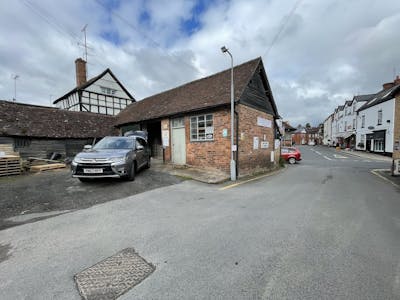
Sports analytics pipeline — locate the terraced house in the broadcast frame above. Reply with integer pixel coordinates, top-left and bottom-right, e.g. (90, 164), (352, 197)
(116, 57), (281, 177)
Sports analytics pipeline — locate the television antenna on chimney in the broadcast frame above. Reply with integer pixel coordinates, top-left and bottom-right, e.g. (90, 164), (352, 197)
(81, 24), (88, 63)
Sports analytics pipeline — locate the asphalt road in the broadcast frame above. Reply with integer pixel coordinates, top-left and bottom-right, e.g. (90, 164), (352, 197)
(1, 146), (399, 299)
(0, 167), (182, 230)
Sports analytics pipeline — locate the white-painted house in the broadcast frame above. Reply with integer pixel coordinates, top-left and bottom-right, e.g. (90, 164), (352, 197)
(53, 58), (135, 115)
(323, 114), (333, 146)
(356, 83), (400, 155)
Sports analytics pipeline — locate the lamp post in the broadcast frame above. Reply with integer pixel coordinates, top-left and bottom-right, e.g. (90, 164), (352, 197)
(221, 46), (236, 181)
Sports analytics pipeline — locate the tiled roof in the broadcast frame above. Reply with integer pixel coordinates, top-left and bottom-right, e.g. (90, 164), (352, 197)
(116, 57), (263, 126)
(0, 100), (118, 138)
(353, 94), (375, 102)
(53, 68), (135, 104)
(357, 84), (400, 112)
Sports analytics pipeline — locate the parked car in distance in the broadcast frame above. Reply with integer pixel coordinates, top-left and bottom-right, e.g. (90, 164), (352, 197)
(308, 140), (315, 146)
(281, 147), (302, 164)
(71, 135), (151, 182)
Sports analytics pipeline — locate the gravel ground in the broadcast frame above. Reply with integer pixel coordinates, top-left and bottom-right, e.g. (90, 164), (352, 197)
(0, 167), (182, 230)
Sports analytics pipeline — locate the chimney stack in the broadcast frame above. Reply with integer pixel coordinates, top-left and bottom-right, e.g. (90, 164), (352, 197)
(75, 58), (87, 87)
(383, 82), (394, 90)
(394, 75), (400, 86)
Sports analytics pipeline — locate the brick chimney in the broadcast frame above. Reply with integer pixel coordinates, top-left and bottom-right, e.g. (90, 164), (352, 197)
(383, 82), (394, 90)
(75, 58), (87, 87)
(394, 75), (400, 86)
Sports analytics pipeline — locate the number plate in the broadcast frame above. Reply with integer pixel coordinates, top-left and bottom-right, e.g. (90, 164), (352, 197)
(83, 168), (103, 174)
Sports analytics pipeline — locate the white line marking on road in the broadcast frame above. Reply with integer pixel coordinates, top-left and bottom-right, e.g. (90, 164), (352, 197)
(315, 151), (322, 155)
(334, 154), (348, 159)
(371, 169), (400, 189)
(323, 156), (332, 160)
(219, 169), (284, 190)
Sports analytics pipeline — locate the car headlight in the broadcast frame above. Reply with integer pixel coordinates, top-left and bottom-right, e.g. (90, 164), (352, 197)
(110, 157), (126, 164)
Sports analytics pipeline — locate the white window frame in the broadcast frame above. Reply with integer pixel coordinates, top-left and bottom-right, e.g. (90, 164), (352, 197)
(377, 109), (382, 125)
(361, 115), (365, 128)
(190, 114), (214, 142)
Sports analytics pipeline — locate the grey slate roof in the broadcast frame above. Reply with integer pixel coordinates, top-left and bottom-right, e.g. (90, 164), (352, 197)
(357, 84), (400, 112)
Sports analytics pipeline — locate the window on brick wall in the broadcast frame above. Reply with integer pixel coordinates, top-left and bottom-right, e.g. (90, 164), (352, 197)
(190, 114), (214, 141)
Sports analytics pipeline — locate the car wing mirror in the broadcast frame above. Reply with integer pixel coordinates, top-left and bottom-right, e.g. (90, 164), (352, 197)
(136, 145), (144, 150)
(83, 145), (92, 151)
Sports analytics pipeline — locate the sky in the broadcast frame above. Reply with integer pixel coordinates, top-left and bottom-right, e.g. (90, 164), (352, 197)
(1, 0), (400, 127)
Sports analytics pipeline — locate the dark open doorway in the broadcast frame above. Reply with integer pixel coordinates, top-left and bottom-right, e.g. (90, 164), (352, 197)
(146, 121), (162, 159)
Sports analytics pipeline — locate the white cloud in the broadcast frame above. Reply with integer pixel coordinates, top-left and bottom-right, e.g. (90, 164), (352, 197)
(1, 0), (400, 126)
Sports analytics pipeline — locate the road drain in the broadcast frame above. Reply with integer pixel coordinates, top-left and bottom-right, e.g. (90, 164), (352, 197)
(74, 248), (155, 300)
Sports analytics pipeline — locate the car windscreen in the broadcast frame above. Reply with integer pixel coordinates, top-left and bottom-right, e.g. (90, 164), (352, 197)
(93, 137), (134, 150)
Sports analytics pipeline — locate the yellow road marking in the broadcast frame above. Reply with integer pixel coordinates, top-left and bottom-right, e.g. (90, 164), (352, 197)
(219, 169), (283, 190)
(371, 169), (400, 189)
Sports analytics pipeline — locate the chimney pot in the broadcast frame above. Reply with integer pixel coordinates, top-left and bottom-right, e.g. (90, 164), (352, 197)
(395, 75), (400, 86)
(383, 82), (394, 90)
(75, 58), (87, 87)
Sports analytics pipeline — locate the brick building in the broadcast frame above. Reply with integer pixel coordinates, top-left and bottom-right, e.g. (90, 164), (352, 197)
(116, 57), (281, 177)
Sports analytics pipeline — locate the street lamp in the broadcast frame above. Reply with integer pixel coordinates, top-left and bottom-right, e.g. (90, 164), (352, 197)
(221, 46), (236, 181)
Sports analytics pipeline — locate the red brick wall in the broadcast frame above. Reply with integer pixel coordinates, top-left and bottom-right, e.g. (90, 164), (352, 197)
(236, 104), (277, 175)
(162, 105), (279, 176)
(186, 109), (231, 172)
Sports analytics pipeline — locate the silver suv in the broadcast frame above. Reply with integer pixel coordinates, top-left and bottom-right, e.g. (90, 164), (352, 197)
(71, 135), (151, 182)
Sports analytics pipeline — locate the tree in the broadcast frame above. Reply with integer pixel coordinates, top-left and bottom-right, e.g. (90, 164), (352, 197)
(305, 123), (311, 128)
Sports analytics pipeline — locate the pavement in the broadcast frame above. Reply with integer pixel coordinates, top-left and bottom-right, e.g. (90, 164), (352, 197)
(151, 159), (230, 184)
(337, 148), (393, 162)
(334, 148), (400, 187)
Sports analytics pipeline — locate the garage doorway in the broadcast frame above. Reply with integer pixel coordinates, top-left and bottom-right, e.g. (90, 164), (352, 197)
(171, 117), (186, 165)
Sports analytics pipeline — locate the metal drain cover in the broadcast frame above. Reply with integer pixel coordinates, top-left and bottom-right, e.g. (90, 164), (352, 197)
(74, 248), (155, 300)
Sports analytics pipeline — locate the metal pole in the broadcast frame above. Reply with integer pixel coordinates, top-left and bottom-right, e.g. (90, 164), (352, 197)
(229, 52), (236, 181)
(221, 46), (236, 181)
(13, 75), (19, 101)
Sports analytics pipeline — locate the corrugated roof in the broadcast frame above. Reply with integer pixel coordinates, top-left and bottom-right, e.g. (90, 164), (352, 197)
(0, 100), (118, 138)
(116, 57), (269, 126)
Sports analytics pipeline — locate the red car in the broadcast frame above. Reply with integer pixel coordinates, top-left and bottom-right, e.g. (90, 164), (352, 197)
(281, 147), (302, 164)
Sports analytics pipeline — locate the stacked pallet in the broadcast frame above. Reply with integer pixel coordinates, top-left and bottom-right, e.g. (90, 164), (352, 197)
(0, 144), (22, 177)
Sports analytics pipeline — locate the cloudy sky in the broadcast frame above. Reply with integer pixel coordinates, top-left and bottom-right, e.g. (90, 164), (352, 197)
(1, 0), (400, 126)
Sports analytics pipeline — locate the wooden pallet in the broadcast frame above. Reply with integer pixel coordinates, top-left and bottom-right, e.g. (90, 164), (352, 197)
(0, 155), (22, 177)
(0, 144), (17, 156)
(30, 163), (66, 172)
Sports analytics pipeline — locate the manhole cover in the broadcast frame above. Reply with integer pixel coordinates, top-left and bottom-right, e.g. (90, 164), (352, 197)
(74, 248), (155, 300)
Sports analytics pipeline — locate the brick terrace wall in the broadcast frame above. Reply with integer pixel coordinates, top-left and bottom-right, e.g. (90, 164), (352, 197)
(186, 108), (231, 172)
(393, 95), (400, 160)
(237, 104), (277, 176)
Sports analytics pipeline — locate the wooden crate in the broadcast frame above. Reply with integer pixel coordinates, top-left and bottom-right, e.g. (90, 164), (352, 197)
(0, 155), (22, 177)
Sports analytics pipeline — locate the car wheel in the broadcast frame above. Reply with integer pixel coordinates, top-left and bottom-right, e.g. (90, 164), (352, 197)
(127, 162), (136, 181)
(78, 177), (90, 182)
(145, 156), (151, 169)
(288, 157), (296, 164)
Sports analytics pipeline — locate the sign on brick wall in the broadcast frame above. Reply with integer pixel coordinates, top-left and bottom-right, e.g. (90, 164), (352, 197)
(257, 117), (272, 128)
